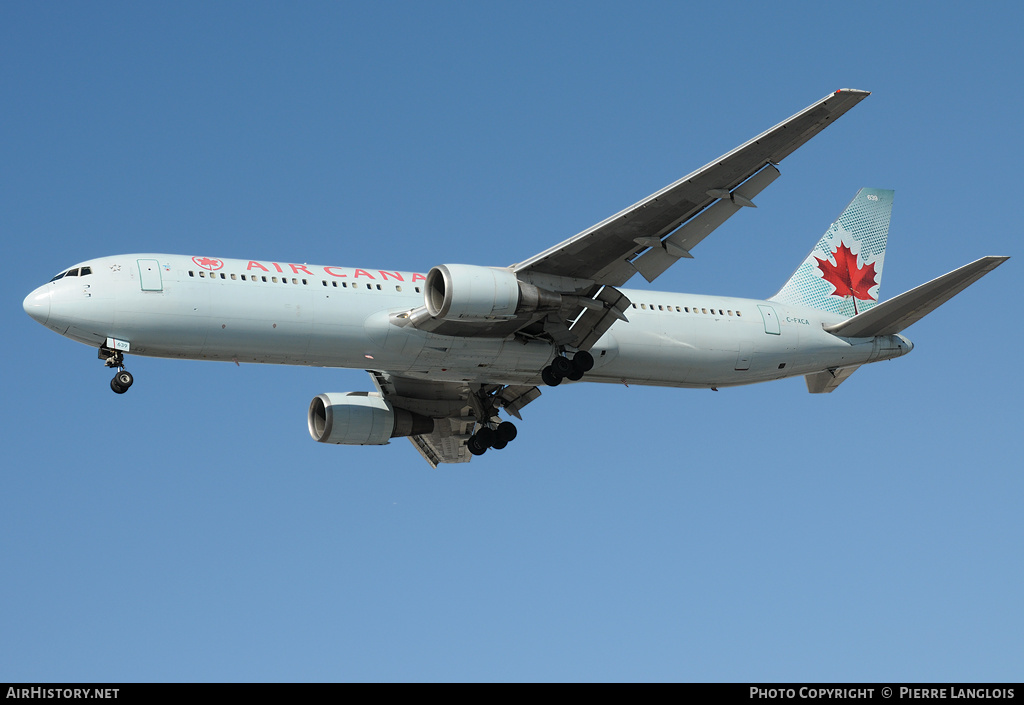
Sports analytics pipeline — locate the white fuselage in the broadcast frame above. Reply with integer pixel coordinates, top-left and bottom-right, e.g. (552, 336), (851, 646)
(23, 254), (913, 389)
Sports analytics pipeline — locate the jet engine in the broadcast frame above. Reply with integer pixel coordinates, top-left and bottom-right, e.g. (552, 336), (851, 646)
(308, 392), (433, 445)
(425, 264), (561, 322)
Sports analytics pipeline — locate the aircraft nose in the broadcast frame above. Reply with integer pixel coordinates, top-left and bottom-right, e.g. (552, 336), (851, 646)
(23, 285), (51, 325)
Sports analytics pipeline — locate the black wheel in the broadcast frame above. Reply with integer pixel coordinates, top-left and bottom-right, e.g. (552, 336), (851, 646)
(476, 427), (496, 448)
(491, 439), (508, 450)
(110, 378), (127, 394)
(115, 370), (134, 389)
(566, 367), (584, 381)
(573, 350), (595, 372)
(467, 436), (487, 456)
(496, 421), (518, 443)
(551, 356), (573, 376)
(541, 366), (562, 387)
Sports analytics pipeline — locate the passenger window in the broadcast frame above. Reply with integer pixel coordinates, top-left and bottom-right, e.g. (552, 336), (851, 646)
(702, 308), (707, 314)
(737, 311), (742, 317)
(230, 273), (237, 280)
(415, 287), (421, 293)
(641, 304), (647, 310)
(292, 278), (298, 284)
(262, 276), (267, 282)
(189, 271), (195, 277)
(200, 271), (205, 278)
(302, 279), (307, 285)
(396, 285), (403, 292)
(658, 305), (664, 311)
(241, 275), (247, 281)
(272, 277), (278, 283)
(220, 273), (226, 279)
(728, 310), (733, 316)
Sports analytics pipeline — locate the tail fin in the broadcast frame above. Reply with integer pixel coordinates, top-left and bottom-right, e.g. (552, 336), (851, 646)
(770, 188), (893, 317)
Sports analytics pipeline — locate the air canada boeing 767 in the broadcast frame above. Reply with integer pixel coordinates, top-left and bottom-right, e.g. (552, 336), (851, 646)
(23, 90), (1008, 466)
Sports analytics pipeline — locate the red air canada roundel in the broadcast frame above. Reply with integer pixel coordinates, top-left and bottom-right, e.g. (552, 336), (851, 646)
(192, 256), (224, 271)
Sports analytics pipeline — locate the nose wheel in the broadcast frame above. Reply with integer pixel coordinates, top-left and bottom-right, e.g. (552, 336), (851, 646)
(110, 370), (134, 394)
(99, 345), (134, 394)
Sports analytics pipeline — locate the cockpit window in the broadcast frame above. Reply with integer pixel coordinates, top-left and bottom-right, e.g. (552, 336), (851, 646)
(48, 266), (92, 282)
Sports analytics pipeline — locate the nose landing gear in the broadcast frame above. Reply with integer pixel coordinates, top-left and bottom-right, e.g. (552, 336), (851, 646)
(99, 345), (134, 394)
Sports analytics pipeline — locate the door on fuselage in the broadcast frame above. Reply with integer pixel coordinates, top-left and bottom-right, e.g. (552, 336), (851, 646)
(138, 259), (163, 291)
(757, 304), (780, 335)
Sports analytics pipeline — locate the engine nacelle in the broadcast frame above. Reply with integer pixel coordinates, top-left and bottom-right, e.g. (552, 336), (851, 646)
(308, 392), (433, 446)
(425, 264), (561, 322)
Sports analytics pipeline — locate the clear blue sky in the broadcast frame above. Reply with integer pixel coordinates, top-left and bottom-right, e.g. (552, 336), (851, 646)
(2, 2), (1021, 682)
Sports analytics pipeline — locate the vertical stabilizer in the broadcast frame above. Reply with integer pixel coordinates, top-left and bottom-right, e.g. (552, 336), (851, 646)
(771, 188), (893, 317)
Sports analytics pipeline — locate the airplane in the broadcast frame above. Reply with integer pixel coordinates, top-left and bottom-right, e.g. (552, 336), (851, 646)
(22, 89), (1008, 467)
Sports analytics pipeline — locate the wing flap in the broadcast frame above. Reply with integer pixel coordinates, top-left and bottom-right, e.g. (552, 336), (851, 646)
(410, 417), (475, 467)
(570, 286), (632, 351)
(631, 164), (781, 283)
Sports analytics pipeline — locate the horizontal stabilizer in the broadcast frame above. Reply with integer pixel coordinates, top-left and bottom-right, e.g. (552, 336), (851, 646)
(824, 256), (1009, 338)
(805, 365), (861, 393)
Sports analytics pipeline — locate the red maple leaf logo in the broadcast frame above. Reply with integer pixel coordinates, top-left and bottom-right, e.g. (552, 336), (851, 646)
(815, 243), (877, 302)
(192, 256), (224, 271)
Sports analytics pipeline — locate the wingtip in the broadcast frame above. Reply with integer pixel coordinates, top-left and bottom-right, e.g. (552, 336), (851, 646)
(835, 88), (871, 96)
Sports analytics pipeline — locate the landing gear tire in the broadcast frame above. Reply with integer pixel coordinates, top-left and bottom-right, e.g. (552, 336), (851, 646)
(110, 369), (133, 394)
(491, 439), (508, 450)
(475, 427), (496, 449)
(541, 366), (563, 387)
(551, 356), (573, 376)
(467, 436), (487, 456)
(573, 350), (595, 372)
(566, 367), (584, 381)
(496, 421), (518, 443)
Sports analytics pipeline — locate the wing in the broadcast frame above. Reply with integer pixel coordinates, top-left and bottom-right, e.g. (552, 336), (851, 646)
(512, 89), (870, 287)
(369, 371), (541, 467)
(400, 90), (869, 352)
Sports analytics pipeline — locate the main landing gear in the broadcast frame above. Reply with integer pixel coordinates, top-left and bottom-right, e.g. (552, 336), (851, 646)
(467, 421), (518, 456)
(541, 350), (594, 387)
(99, 345), (134, 394)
